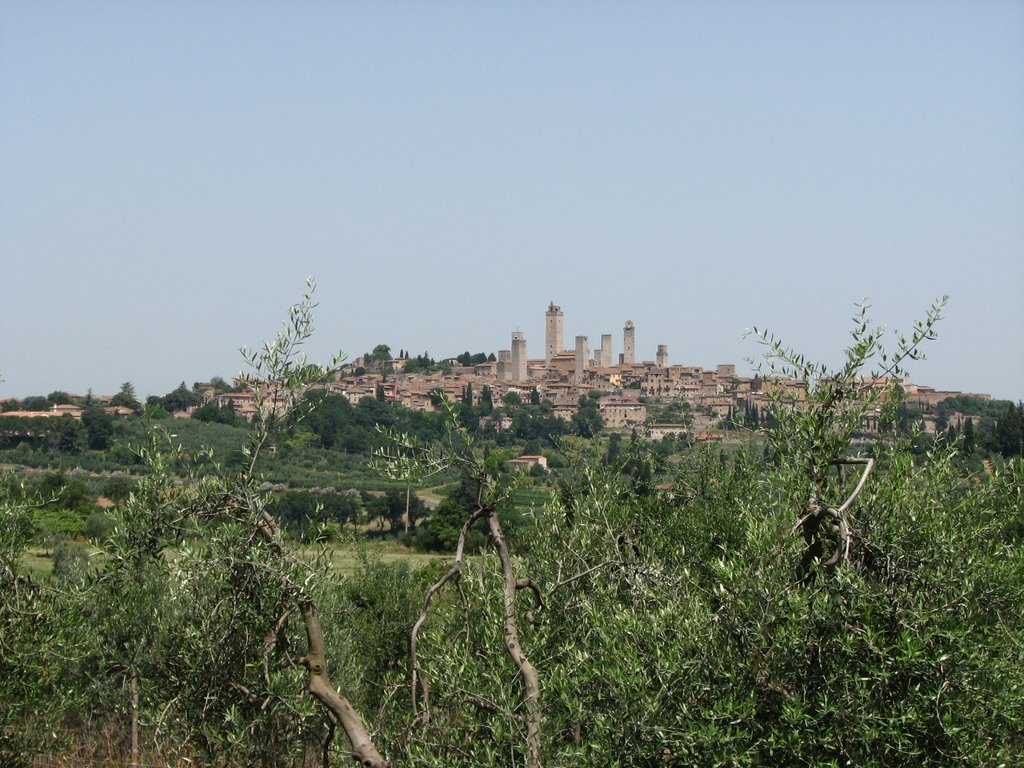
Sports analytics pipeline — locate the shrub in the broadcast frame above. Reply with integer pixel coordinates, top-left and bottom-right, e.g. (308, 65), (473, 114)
(83, 511), (114, 542)
(100, 475), (136, 505)
(52, 538), (90, 581)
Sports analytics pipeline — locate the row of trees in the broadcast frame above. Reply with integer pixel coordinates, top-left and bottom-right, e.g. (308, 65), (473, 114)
(358, 346), (498, 373)
(268, 487), (428, 540)
(0, 407), (116, 452)
(294, 387), (605, 457)
(300, 393), (449, 454)
(2, 471), (135, 542)
(939, 404), (1023, 462)
(4, 378), (244, 418)
(1, 390), (82, 412)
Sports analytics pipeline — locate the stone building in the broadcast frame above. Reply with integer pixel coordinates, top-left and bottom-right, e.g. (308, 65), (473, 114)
(496, 349), (512, 381)
(656, 344), (668, 368)
(575, 335), (589, 383)
(623, 320), (636, 365)
(511, 332), (527, 382)
(598, 333), (613, 368)
(598, 395), (647, 429)
(545, 302), (564, 365)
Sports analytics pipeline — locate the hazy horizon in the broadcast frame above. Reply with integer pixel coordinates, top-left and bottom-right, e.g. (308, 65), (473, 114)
(2, 3), (1022, 401)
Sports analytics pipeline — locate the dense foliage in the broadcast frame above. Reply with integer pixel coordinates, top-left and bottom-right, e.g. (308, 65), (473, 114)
(382, 443), (1022, 766)
(2, 293), (1022, 767)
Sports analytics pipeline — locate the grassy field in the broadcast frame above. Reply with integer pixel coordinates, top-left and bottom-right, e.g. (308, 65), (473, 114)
(300, 541), (447, 575)
(21, 546), (64, 578)
(512, 486), (554, 508)
(22, 540), (444, 580)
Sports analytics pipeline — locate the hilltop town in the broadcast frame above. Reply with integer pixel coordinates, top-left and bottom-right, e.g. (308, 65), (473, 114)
(2, 302), (995, 445)
(276, 301), (989, 442)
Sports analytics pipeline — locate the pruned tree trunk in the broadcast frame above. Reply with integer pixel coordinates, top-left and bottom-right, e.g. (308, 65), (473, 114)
(129, 669), (139, 768)
(298, 601), (388, 768)
(256, 508), (388, 768)
(486, 510), (542, 768)
(404, 485), (411, 536)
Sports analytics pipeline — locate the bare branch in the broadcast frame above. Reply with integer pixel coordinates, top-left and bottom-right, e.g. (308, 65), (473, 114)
(263, 606), (295, 685)
(551, 559), (622, 592)
(323, 713), (336, 768)
(834, 457), (875, 515)
(297, 600), (389, 768)
(410, 507), (487, 718)
(515, 578), (543, 608)
(486, 509), (542, 768)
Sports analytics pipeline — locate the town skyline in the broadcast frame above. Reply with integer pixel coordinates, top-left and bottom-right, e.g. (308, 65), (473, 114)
(2, 4), (1021, 401)
(3, 6), (1023, 765)
(2, 297), (1006, 413)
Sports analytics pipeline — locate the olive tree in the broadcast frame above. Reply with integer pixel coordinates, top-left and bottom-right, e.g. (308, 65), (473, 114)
(373, 405), (544, 767)
(0, 483), (93, 765)
(73, 280), (387, 766)
(366, 299), (1022, 767)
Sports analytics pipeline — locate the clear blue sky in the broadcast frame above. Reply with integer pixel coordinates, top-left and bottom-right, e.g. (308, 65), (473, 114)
(2, 1), (1022, 400)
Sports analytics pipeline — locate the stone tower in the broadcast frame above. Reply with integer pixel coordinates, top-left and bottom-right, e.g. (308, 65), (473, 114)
(511, 332), (527, 382)
(657, 344), (668, 368)
(545, 302), (564, 365)
(623, 320), (635, 365)
(599, 334), (612, 368)
(496, 349), (512, 381)
(575, 335), (589, 383)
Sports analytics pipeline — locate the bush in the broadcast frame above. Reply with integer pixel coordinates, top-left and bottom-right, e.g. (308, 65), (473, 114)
(83, 511), (114, 542)
(52, 537), (90, 581)
(100, 475), (136, 504)
(191, 402), (242, 426)
(7, 293), (1020, 767)
(382, 448), (1024, 766)
(411, 498), (487, 552)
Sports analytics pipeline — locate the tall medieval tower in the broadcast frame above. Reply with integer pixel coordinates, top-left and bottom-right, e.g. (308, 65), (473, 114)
(656, 344), (668, 368)
(545, 302), (563, 365)
(511, 332), (527, 382)
(598, 334), (613, 368)
(575, 335), (589, 383)
(623, 320), (636, 365)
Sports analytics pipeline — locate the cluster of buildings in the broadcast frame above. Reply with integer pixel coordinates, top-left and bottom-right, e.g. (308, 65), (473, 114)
(313, 302), (985, 440)
(307, 302), (735, 435)
(5, 303), (987, 444)
(0, 400), (135, 420)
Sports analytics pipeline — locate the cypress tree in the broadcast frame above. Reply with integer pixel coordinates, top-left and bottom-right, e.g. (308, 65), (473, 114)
(962, 417), (975, 455)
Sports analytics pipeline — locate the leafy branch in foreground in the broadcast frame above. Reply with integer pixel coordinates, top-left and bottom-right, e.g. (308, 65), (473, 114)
(238, 276), (344, 478)
(92, 281), (388, 767)
(221, 279), (386, 767)
(375, 401), (543, 768)
(749, 297), (946, 576)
